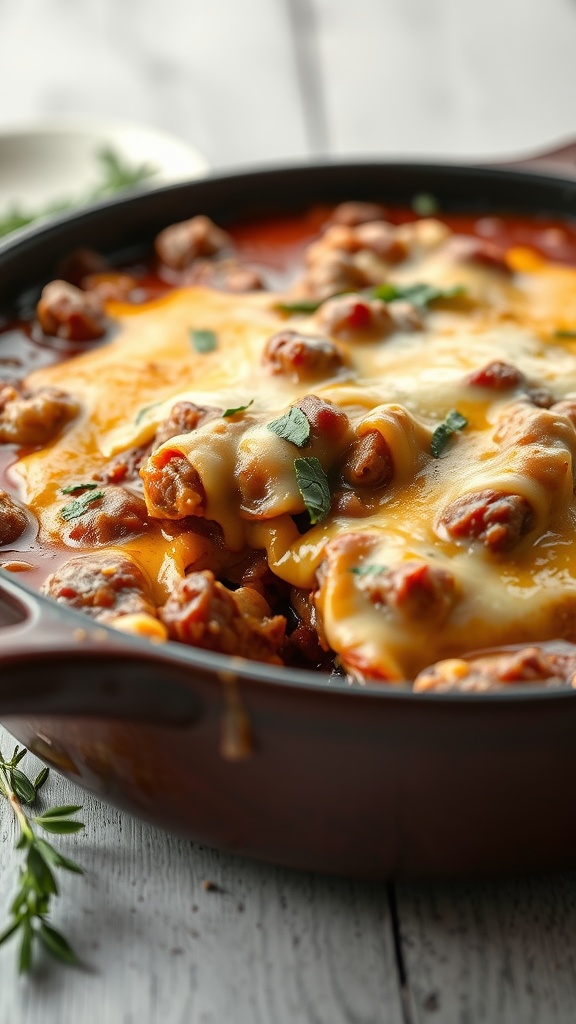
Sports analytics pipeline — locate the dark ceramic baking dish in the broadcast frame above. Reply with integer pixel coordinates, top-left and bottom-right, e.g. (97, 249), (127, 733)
(2, 149), (576, 880)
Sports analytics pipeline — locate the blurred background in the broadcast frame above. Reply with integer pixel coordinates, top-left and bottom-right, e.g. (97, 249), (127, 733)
(0, 0), (576, 170)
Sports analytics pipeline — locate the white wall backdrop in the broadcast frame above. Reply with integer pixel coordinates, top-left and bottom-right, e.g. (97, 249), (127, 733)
(0, 0), (576, 167)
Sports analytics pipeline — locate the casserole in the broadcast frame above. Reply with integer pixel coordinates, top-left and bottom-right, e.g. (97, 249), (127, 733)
(3, 151), (576, 878)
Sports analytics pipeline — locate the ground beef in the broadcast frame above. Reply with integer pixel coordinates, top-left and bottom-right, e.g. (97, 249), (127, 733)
(414, 645), (576, 693)
(358, 558), (456, 625)
(438, 489), (535, 552)
(0, 489), (28, 545)
(155, 215), (232, 271)
(42, 551), (156, 623)
(153, 401), (219, 450)
(341, 430), (394, 489)
(159, 570), (286, 663)
(96, 444), (150, 486)
(183, 258), (264, 292)
(325, 201), (389, 228)
(0, 386), (79, 446)
(36, 280), (107, 341)
(142, 450), (206, 519)
(262, 330), (345, 381)
(61, 486), (149, 545)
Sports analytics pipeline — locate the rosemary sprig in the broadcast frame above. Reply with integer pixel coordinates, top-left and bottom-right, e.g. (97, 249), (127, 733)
(0, 744), (84, 972)
(0, 146), (155, 239)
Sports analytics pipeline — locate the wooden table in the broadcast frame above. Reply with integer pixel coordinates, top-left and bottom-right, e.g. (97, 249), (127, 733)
(3, 1), (576, 1019)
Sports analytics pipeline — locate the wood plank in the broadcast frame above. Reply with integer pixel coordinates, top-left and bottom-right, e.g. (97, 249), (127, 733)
(0, 0), (309, 168)
(396, 877), (576, 1024)
(311, 0), (576, 160)
(0, 726), (404, 1024)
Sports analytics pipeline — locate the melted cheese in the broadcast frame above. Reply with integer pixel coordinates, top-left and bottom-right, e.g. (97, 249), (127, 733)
(14, 238), (576, 681)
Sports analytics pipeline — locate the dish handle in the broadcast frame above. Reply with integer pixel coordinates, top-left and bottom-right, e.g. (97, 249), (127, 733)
(494, 137), (576, 175)
(0, 571), (203, 723)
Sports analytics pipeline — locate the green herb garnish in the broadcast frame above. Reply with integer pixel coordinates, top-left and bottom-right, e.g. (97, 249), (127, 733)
(223, 400), (254, 418)
(431, 410), (468, 458)
(276, 299), (324, 315)
(268, 407), (311, 447)
(190, 329), (218, 353)
(373, 282), (466, 309)
(294, 457), (331, 524)
(60, 490), (104, 521)
(411, 192), (439, 216)
(135, 400), (164, 425)
(0, 147), (155, 240)
(60, 482), (99, 495)
(350, 564), (388, 576)
(0, 744), (84, 972)
(89, 146), (154, 199)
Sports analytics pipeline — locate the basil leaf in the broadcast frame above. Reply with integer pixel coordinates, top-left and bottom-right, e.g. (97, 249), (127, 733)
(60, 482), (99, 495)
(190, 329), (217, 353)
(223, 399), (254, 418)
(294, 457), (331, 524)
(60, 490), (104, 522)
(372, 282), (465, 309)
(431, 409), (468, 458)
(268, 407), (311, 448)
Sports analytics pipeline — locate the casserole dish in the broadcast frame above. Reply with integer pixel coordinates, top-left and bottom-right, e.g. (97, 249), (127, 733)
(3, 149), (576, 879)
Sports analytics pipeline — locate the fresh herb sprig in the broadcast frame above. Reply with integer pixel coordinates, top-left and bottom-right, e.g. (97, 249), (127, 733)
(0, 745), (84, 972)
(431, 409), (468, 458)
(0, 146), (155, 240)
(277, 281), (466, 316)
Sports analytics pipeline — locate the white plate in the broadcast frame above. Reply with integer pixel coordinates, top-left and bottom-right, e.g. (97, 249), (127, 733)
(0, 116), (209, 232)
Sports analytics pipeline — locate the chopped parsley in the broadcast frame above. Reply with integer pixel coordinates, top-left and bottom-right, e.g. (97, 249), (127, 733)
(267, 407), (311, 448)
(350, 564), (388, 576)
(294, 457), (331, 524)
(372, 282), (466, 309)
(60, 482), (99, 495)
(60, 490), (104, 522)
(431, 410), (468, 458)
(223, 399), (254, 418)
(190, 329), (218, 353)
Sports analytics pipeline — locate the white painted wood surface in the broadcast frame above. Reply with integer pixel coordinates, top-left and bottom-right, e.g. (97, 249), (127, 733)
(3, 0), (576, 1018)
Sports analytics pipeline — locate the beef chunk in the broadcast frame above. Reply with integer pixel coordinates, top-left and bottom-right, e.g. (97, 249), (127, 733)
(0, 489), (28, 545)
(37, 280), (106, 341)
(43, 551), (156, 623)
(159, 570), (286, 663)
(61, 486), (148, 545)
(262, 330), (345, 381)
(438, 489), (535, 552)
(155, 215), (231, 271)
(0, 386), (79, 446)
